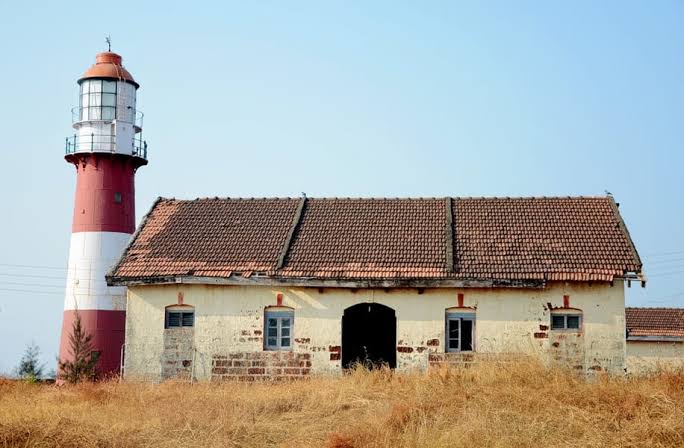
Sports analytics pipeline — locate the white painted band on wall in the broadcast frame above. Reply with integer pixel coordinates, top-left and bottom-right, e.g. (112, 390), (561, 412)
(64, 231), (132, 311)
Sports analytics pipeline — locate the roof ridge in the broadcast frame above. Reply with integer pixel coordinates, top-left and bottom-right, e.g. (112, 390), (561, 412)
(626, 307), (684, 311)
(456, 195), (611, 200)
(157, 195), (614, 202)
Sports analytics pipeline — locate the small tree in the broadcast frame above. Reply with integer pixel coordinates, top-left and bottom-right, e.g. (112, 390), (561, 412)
(58, 311), (100, 383)
(15, 342), (45, 382)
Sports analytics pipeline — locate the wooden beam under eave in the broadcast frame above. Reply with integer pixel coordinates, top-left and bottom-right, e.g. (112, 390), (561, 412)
(108, 275), (547, 289)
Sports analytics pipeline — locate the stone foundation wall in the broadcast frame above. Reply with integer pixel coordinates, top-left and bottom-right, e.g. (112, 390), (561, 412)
(211, 352), (312, 381)
(162, 328), (194, 380)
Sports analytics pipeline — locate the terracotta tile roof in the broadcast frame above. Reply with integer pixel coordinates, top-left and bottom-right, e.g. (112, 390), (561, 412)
(109, 196), (642, 284)
(453, 197), (641, 282)
(626, 308), (684, 338)
(112, 198), (299, 278)
(279, 199), (449, 279)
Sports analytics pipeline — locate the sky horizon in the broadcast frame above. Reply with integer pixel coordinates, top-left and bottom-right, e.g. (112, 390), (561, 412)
(1, 1), (683, 374)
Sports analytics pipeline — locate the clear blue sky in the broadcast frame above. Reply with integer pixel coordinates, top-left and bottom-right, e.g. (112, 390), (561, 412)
(0, 1), (682, 374)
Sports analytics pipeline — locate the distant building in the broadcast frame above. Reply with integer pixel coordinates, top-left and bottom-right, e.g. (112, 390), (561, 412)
(107, 196), (645, 381)
(626, 307), (684, 373)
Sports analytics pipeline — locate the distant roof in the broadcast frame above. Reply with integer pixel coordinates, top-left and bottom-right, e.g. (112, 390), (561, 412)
(108, 196), (642, 287)
(626, 308), (684, 339)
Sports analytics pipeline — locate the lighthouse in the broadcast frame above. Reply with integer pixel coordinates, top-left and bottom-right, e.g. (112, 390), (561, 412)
(59, 50), (147, 377)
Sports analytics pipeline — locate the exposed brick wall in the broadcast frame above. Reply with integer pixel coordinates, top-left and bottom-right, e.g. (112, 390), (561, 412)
(211, 352), (312, 381)
(428, 352), (525, 369)
(162, 328), (194, 380)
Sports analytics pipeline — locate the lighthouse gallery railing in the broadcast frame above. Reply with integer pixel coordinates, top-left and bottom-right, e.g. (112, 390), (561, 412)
(65, 132), (148, 160)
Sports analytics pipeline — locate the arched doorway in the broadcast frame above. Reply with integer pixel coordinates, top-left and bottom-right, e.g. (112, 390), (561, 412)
(342, 303), (396, 369)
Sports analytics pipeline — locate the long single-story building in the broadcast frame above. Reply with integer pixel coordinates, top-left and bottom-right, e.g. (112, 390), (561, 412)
(107, 195), (644, 381)
(626, 307), (684, 373)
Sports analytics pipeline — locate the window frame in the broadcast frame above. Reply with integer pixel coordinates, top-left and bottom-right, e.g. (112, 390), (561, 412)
(264, 309), (294, 351)
(550, 312), (582, 331)
(165, 306), (195, 329)
(445, 311), (476, 353)
(79, 78), (118, 122)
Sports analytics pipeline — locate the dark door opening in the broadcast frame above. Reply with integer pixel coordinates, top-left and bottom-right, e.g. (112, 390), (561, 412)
(342, 303), (396, 369)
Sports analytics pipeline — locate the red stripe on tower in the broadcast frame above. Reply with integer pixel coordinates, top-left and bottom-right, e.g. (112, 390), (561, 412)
(71, 155), (139, 233)
(59, 50), (148, 379)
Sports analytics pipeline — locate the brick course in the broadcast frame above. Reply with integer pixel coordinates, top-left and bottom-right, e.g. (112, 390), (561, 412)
(428, 352), (525, 369)
(211, 352), (312, 381)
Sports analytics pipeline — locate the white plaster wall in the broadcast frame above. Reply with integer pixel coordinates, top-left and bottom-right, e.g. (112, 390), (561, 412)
(115, 81), (136, 124)
(626, 341), (684, 374)
(123, 281), (626, 381)
(114, 121), (135, 156)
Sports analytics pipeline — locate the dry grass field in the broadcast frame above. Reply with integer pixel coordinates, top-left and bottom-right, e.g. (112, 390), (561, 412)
(1, 361), (684, 448)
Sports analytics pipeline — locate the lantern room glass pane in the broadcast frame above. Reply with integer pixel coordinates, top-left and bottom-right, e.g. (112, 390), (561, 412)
(103, 80), (116, 93)
(90, 93), (101, 107)
(102, 93), (116, 107)
(78, 80), (119, 122)
(102, 107), (115, 120)
(89, 107), (101, 120)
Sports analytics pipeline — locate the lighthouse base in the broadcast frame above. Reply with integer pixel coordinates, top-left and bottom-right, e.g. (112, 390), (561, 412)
(58, 309), (126, 379)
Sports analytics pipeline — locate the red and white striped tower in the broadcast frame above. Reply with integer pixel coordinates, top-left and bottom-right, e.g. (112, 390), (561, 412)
(59, 51), (147, 377)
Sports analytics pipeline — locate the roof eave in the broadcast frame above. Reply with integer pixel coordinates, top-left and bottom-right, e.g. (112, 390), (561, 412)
(107, 274), (546, 289)
(627, 335), (684, 343)
(617, 272), (647, 287)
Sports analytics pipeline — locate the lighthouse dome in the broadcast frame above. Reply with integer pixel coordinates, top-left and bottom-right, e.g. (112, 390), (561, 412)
(79, 52), (139, 88)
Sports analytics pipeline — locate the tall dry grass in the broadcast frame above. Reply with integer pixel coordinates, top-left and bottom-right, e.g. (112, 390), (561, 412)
(1, 361), (683, 448)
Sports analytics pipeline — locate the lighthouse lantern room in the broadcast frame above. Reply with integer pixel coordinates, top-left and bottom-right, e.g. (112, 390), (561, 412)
(60, 50), (147, 377)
